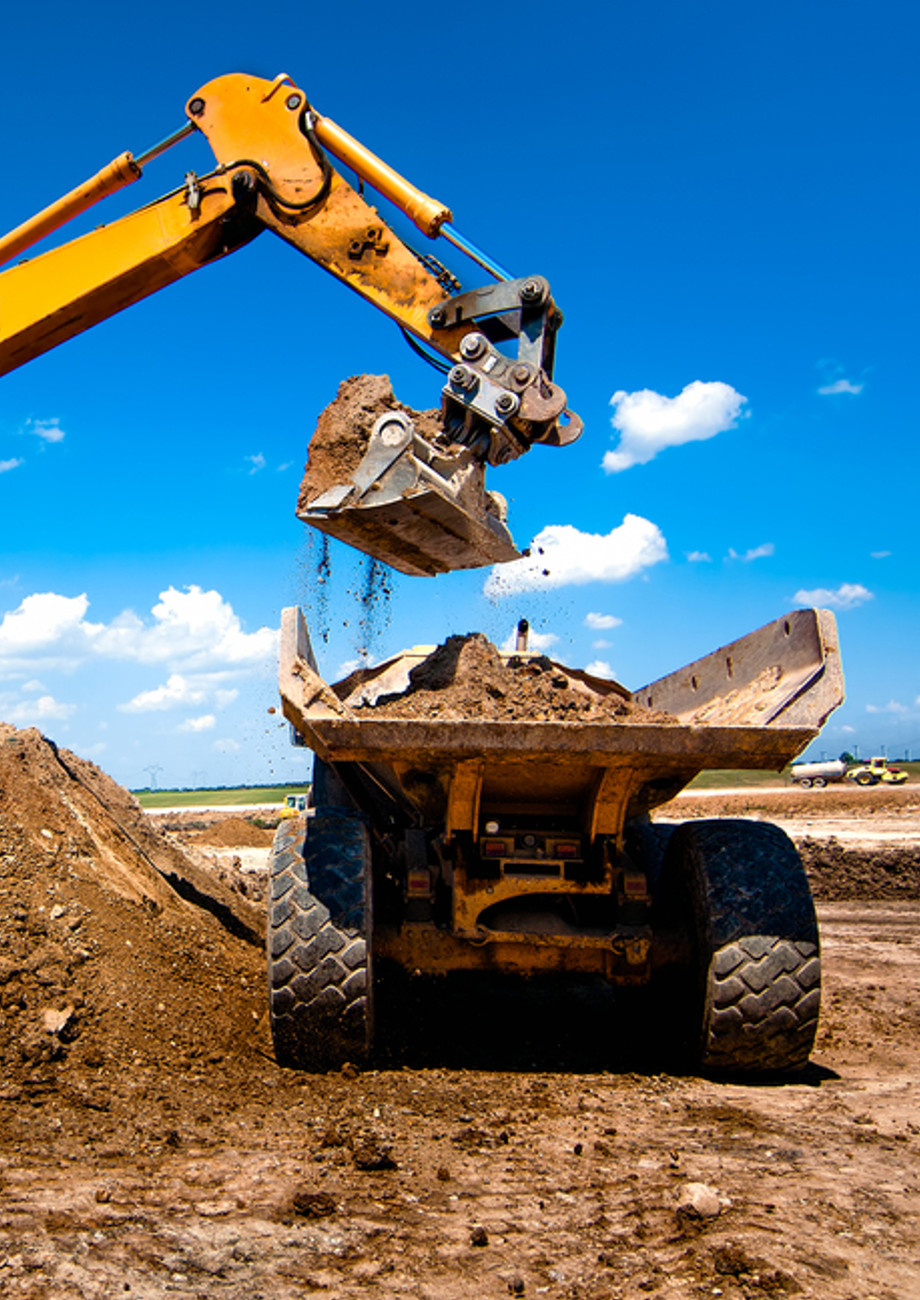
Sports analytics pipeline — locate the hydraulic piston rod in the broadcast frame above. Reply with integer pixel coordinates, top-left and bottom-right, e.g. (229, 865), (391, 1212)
(308, 110), (511, 279)
(0, 122), (195, 269)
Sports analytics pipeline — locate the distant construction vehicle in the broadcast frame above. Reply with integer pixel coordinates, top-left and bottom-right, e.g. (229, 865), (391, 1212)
(847, 757), (909, 787)
(279, 794), (309, 819)
(790, 759), (848, 788)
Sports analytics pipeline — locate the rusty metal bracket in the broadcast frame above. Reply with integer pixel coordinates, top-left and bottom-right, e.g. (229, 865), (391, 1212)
(426, 275), (580, 459)
(428, 274), (557, 370)
(348, 225), (389, 260)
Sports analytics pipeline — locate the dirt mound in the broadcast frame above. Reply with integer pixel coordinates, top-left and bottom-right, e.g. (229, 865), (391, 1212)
(363, 633), (676, 723)
(186, 816), (275, 848)
(799, 836), (920, 900)
(670, 784), (920, 820)
(298, 374), (443, 504)
(0, 725), (265, 1094)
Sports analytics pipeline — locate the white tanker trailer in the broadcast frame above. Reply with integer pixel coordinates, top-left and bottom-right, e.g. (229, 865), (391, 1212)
(789, 758), (848, 788)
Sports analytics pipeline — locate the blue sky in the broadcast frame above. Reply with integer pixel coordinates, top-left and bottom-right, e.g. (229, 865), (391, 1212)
(1, 0), (917, 787)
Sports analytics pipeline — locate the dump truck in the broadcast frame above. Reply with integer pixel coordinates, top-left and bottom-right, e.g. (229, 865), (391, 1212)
(272, 606), (844, 1077)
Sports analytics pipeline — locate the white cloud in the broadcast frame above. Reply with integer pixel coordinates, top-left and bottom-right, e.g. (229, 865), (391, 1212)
(499, 627), (558, 654)
(604, 381), (747, 473)
(0, 592), (93, 658)
(0, 458), (23, 474)
(246, 453), (266, 474)
(727, 542), (775, 562)
(866, 701), (907, 715)
(0, 587), (276, 684)
(818, 379), (863, 396)
(90, 586), (277, 669)
(584, 612), (622, 630)
(592, 639), (611, 649)
(178, 714), (216, 733)
(793, 583), (873, 611)
(840, 725), (856, 734)
(214, 737), (241, 753)
(585, 660), (613, 678)
(870, 551), (891, 559)
(28, 417), (65, 443)
(686, 550), (712, 563)
(120, 673), (208, 713)
(3, 693), (76, 724)
(120, 672), (241, 715)
(484, 515), (667, 597)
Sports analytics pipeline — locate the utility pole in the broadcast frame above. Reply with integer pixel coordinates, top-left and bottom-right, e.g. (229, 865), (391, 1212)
(143, 763), (163, 790)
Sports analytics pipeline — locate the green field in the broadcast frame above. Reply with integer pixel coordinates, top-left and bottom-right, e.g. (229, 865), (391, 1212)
(687, 769), (794, 789)
(133, 760), (920, 808)
(133, 784), (309, 809)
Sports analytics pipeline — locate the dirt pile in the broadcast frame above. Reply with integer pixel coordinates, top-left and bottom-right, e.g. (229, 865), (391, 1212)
(0, 724), (265, 1093)
(297, 374), (443, 505)
(186, 815), (275, 849)
(799, 836), (920, 900)
(670, 784), (920, 821)
(362, 633), (677, 723)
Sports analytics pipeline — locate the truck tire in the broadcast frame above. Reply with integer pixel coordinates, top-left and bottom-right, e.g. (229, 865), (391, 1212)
(796, 777), (813, 788)
(267, 809), (373, 1071)
(854, 771), (877, 787)
(812, 776), (827, 788)
(659, 819), (820, 1075)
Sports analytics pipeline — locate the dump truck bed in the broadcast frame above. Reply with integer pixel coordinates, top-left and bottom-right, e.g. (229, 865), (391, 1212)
(279, 607), (843, 824)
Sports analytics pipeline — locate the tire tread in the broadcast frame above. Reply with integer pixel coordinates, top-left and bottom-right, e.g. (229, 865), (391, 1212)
(266, 808), (372, 1071)
(664, 819), (821, 1075)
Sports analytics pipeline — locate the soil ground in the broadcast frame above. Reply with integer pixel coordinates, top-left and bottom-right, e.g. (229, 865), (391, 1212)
(1, 737), (919, 1298)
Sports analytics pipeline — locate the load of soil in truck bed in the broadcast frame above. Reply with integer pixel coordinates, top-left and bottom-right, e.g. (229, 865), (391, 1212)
(358, 633), (677, 724)
(297, 374), (444, 506)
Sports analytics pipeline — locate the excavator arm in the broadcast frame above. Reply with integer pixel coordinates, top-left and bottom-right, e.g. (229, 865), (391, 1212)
(0, 72), (581, 574)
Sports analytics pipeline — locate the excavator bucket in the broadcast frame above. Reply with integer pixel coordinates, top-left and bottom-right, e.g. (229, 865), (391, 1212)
(296, 377), (520, 577)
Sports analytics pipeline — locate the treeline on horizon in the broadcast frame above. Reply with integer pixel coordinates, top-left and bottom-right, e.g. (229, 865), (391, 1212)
(130, 781), (311, 795)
